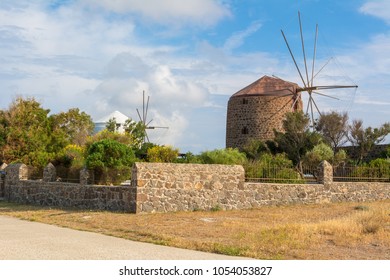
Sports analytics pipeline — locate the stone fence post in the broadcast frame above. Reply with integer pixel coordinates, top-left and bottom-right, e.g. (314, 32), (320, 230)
(0, 163), (7, 198)
(4, 163), (28, 183)
(0, 163), (7, 170)
(43, 163), (56, 182)
(317, 160), (333, 185)
(3, 164), (28, 200)
(80, 168), (92, 185)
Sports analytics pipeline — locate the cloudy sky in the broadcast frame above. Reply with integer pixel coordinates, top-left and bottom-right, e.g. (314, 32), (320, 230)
(1, 0), (389, 153)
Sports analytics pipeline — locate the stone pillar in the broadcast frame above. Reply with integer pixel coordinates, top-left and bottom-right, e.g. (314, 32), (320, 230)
(80, 168), (91, 185)
(0, 163), (6, 198)
(5, 163), (28, 183)
(0, 163), (8, 170)
(317, 160), (333, 185)
(4, 164), (28, 201)
(43, 163), (56, 182)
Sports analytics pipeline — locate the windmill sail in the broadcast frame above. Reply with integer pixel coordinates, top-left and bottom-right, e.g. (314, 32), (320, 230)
(136, 91), (169, 143)
(281, 11), (358, 127)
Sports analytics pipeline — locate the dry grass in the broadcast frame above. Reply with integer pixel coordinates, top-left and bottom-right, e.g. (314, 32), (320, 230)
(1, 200), (390, 259)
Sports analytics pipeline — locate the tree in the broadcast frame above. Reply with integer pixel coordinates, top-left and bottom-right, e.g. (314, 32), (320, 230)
(348, 120), (390, 163)
(274, 111), (321, 174)
(0, 97), (53, 166)
(241, 138), (270, 160)
(86, 129), (133, 147)
(50, 108), (94, 147)
(106, 117), (119, 132)
(303, 142), (347, 167)
(123, 118), (146, 149)
(316, 111), (348, 153)
(55, 144), (86, 168)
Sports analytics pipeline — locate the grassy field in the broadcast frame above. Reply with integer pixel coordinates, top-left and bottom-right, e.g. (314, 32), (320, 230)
(1, 200), (389, 259)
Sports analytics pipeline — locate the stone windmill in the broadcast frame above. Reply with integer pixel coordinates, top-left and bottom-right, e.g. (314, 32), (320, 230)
(226, 12), (357, 150)
(226, 75), (303, 149)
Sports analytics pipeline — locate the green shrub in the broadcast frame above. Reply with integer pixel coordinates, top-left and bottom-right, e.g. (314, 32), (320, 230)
(199, 148), (247, 165)
(303, 143), (347, 167)
(146, 145), (179, 163)
(135, 142), (156, 160)
(55, 144), (85, 168)
(244, 153), (293, 179)
(368, 158), (390, 179)
(175, 152), (203, 164)
(350, 159), (390, 180)
(303, 143), (333, 166)
(241, 138), (269, 160)
(85, 139), (136, 168)
(92, 166), (132, 185)
(210, 205), (222, 212)
(23, 151), (55, 169)
(244, 153), (304, 183)
(385, 146), (390, 158)
(273, 168), (304, 184)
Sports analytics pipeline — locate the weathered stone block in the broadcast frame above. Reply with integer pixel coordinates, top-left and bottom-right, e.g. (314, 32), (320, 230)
(43, 163), (56, 182)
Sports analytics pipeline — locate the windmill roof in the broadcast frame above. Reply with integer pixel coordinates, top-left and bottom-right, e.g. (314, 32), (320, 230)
(95, 110), (129, 124)
(231, 75), (299, 98)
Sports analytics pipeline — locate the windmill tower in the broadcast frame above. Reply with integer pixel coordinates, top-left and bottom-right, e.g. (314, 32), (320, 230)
(226, 12), (357, 150)
(226, 75), (303, 149)
(136, 91), (168, 143)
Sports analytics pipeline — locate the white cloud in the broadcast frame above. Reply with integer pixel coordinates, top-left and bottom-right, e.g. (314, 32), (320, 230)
(360, 0), (390, 24)
(3, 0), (387, 152)
(80, 0), (231, 27)
(355, 95), (390, 106)
(146, 110), (188, 147)
(0, 1), (137, 59)
(223, 21), (262, 53)
(89, 52), (210, 146)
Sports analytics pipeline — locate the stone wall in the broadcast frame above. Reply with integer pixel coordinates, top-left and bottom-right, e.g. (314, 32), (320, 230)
(329, 182), (390, 203)
(132, 162), (390, 213)
(132, 162), (245, 213)
(244, 182), (390, 206)
(2, 162), (390, 214)
(4, 164), (136, 212)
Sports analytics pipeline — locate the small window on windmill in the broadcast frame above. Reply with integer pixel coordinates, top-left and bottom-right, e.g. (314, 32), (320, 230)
(242, 98), (249, 104)
(242, 127), (249, 134)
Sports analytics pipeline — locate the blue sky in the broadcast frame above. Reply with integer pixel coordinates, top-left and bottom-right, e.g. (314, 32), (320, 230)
(1, 0), (389, 153)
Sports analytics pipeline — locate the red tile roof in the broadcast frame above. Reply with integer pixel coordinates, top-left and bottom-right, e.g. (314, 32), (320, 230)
(231, 75), (299, 97)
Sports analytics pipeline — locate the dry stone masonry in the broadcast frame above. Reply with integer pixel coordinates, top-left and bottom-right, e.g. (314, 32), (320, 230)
(2, 161), (390, 213)
(43, 163), (56, 182)
(4, 164), (136, 212)
(132, 162), (245, 212)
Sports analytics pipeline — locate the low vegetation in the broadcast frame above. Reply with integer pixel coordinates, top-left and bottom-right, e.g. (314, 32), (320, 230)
(1, 200), (389, 259)
(1, 98), (389, 184)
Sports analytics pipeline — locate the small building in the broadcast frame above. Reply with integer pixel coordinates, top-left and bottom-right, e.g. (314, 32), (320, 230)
(226, 75), (303, 150)
(94, 110), (130, 133)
